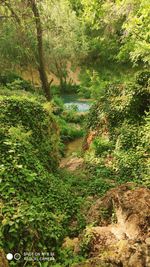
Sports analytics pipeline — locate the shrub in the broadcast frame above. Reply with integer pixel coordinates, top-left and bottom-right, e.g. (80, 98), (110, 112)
(51, 96), (64, 115)
(115, 122), (140, 151)
(114, 149), (142, 182)
(86, 72), (150, 136)
(0, 95), (84, 265)
(0, 72), (21, 84)
(138, 112), (150, 187)
(57, 117), (84, 142)
(0, 72), (34, 92)
(113, 113), (150, 185)
(0, 95), (60, 170)
(136, 70), (150, 87)
(62, 109), (85, 124)
(93, 137), (113, 156)
(85, 73), (150, 186)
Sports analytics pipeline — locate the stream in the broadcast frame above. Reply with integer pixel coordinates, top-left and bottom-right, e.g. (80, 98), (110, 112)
(62, 94), (92, 112)
(61, 94), (91, 162)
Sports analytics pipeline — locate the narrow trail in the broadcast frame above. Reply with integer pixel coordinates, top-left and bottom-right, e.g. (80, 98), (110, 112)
(60, 137), (84, 171)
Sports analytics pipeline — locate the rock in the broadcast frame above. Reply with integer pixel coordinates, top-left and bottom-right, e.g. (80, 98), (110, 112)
(83, 131), (98, 151)
(78, 184), (150, 267)
(145, 238), (150, 245)
(60, 157), (84, 171)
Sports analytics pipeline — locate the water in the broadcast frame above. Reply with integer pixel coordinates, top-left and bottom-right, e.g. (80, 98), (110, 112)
(61, 94), (91, 157)
(62, 94), (91, 112)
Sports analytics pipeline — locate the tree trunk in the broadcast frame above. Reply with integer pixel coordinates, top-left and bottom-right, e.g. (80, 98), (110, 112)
(29, 0), (51, 101)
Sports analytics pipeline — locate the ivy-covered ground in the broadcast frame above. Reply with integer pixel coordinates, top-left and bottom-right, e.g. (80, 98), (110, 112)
(0, 1), (150, 266)
(0, 71), (150, 267)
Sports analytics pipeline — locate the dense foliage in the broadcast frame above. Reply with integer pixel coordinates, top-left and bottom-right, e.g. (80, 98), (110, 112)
(85, 71), (150, 186)
(0, 0), (149, 266)
(0, 95), (87, 266)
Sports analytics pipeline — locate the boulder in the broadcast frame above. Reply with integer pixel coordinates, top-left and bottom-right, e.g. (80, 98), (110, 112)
(78, 184), (150, 267)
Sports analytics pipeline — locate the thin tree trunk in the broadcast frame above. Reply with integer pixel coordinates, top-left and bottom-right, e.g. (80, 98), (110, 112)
(55, 59), (65, 91)
(29, 0), (51, 100)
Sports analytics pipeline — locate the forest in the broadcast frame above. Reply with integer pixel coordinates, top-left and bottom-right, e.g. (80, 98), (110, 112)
(0, 0), (150, 266)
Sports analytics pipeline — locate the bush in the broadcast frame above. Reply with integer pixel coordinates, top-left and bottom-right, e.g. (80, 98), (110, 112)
(0, 87), (47, 104)
(114, 149), (142, 182)
(85, 72), (150, 187)
(0, 95), (60, 170)
(0, 95), (85, 265)
(0, 72), (34, 92)
(62, 109), (85, 124)
(51, 96), (64, 115)
(57, 117), (84, 142)
(115, 122), (140, 151)
(0, 72), (21, 84)
(136, 70), (150, 87)
(138, 112), (150, 187)
(93, 137), (113, 156)
(113, 112), (150, 185)
(86, 72), (150, 136)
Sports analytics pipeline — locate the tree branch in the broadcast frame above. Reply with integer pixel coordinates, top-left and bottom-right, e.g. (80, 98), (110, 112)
(0, 0), (21, 24)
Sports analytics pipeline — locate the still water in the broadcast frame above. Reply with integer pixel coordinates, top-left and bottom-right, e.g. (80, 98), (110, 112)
(62, 94), (91, 112)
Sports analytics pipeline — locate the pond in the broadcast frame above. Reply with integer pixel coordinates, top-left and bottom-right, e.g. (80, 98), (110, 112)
(62, 94), (92, 112)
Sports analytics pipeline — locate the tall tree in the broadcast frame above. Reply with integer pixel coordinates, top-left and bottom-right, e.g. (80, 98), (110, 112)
(0, 0), (51, 100)
(28, 0), (51, 100)
(42, 0), (88, 90)
(0, 0), (88, 94)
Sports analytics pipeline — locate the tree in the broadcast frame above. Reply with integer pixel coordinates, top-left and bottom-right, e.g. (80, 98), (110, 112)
(42, 0), (88, 90)
(117, 0), (150, 66)
(0, 0), (51, 100)
(80, 0), (150, 67)
(0, 0), (88, 94)
(28, 0), (51, 100)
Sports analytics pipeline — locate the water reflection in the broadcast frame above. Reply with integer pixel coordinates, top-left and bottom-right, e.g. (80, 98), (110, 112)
(62, 94), (91, 112)
(64, 102), (90, 112)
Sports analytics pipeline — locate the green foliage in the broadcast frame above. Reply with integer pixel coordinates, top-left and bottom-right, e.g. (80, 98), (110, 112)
(86, 71), (150, 132)
(50, 98), (86, 143)
(0, 0), (150, 265)
(138, 111), (150, 187)
(85, 71), (150, 186)
(78, 69), (110, 99)
(51, 96), (64, 115)
(136, 71), (150, 87)
(93, 137), (113, 156)
(0, 95), (60, 170)
(57, 117), (84, 142)
(0, 72), (34, 92)
(80, 227), (94, 256)
(62, 109), (85, 124)
(44, 0), (88, 88)
(116, 122), (140, 151)
(87, 176), (113, 196)
(62, 83), (80, 94)
(81, 0), (150, 67)
(78, 65), (138, 99)
(0, 87), (46, 104)
(57, 248), (85, 267)
(118, 0), (150, 66)
(51, 83), (80, 96)
(0, 0), (88, 93)
(0, 94), (87, 266)
(0, 72), (22, 84)
(114, 149), (142, 182)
